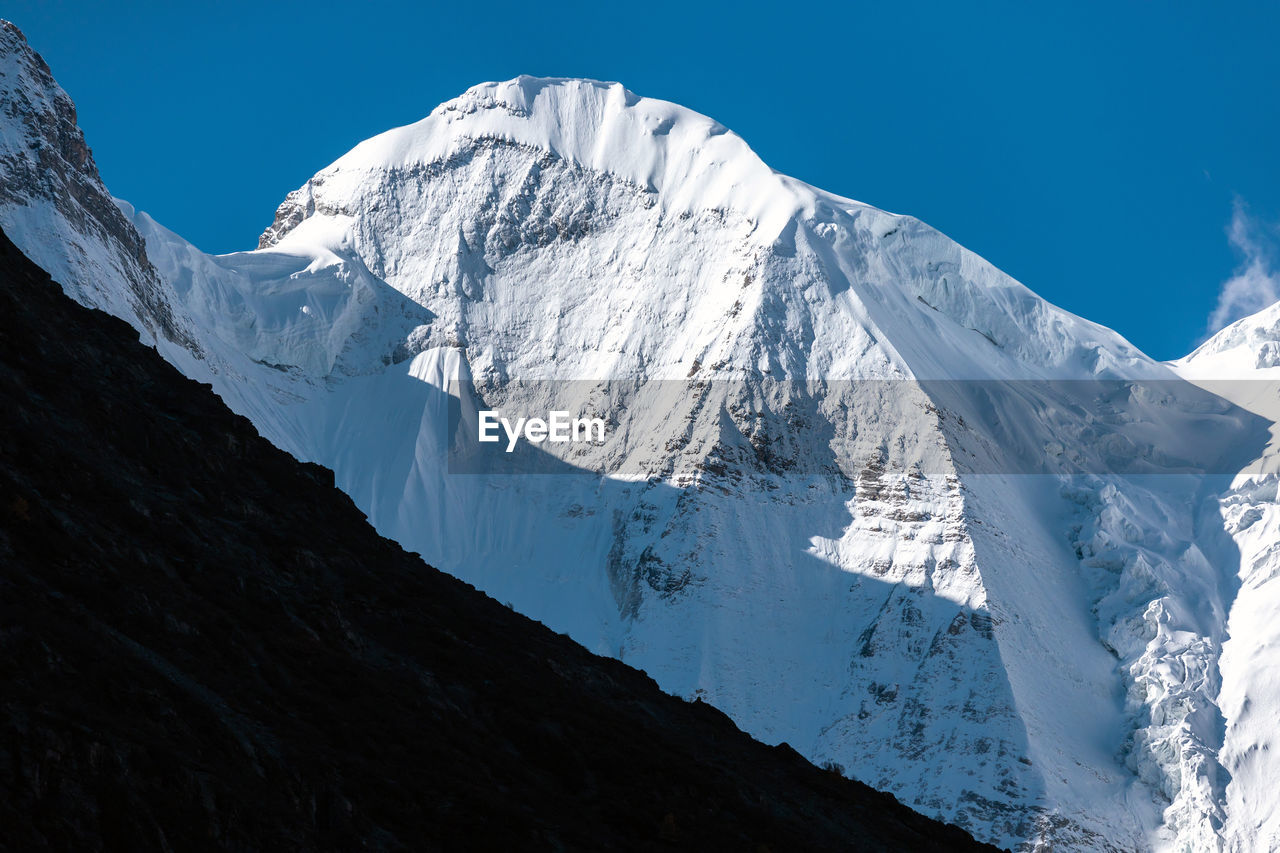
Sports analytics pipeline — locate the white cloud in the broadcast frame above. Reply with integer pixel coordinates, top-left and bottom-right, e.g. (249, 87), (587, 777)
(1208, 198), (1280, 334)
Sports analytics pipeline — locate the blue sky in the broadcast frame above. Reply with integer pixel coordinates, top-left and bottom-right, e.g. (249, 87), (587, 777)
(9, 1), (1279, 359)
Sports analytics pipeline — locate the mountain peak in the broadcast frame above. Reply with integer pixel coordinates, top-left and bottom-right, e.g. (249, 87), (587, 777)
(0, 18), (198, 353)
(0, 19), (33, 53)
(1178, 299), (1280, 377)
(263, 75), (842, 250)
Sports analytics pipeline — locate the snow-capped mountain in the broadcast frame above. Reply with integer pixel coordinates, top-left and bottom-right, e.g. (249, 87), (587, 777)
(4, 20), (1279, 850)
(1173, 308), (1280, 853)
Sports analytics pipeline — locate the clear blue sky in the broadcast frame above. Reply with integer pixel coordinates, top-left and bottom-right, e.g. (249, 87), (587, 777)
(8, 1), (1279, 359)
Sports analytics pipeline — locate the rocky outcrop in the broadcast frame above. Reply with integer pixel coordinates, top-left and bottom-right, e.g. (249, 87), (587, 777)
(0, 20), (198, 352)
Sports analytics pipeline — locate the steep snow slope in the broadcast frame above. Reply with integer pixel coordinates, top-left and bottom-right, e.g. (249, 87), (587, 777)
(3, 25), (1271, 848)
(1175, 307), (1280, 853)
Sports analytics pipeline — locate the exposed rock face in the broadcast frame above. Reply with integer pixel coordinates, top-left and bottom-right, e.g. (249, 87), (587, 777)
(0, 226), (998, 851)
(0, 20), (198, 353)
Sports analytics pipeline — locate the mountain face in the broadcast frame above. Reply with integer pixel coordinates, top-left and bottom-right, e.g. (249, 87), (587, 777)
(0, 20), (301, 441)
(3, 21), (1279, 851)
(0, 21), (196, 354)
(0, 225), (1000, 852)
(1173, 309), (1280, 852)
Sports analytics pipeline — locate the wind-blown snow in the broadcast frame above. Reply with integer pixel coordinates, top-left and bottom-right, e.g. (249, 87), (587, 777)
(5, 33), (1280, 849)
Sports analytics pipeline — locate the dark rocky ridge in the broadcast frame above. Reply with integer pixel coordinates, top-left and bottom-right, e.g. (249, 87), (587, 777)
(0, 227), (998, 851)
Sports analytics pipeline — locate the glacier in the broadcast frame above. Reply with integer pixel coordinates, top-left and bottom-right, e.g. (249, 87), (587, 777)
(5, 20), (1280, 850)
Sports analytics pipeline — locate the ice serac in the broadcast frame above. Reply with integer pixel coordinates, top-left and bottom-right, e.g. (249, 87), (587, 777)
(1174, 304), (1280, 853)
(2, 29), (1273, 850)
